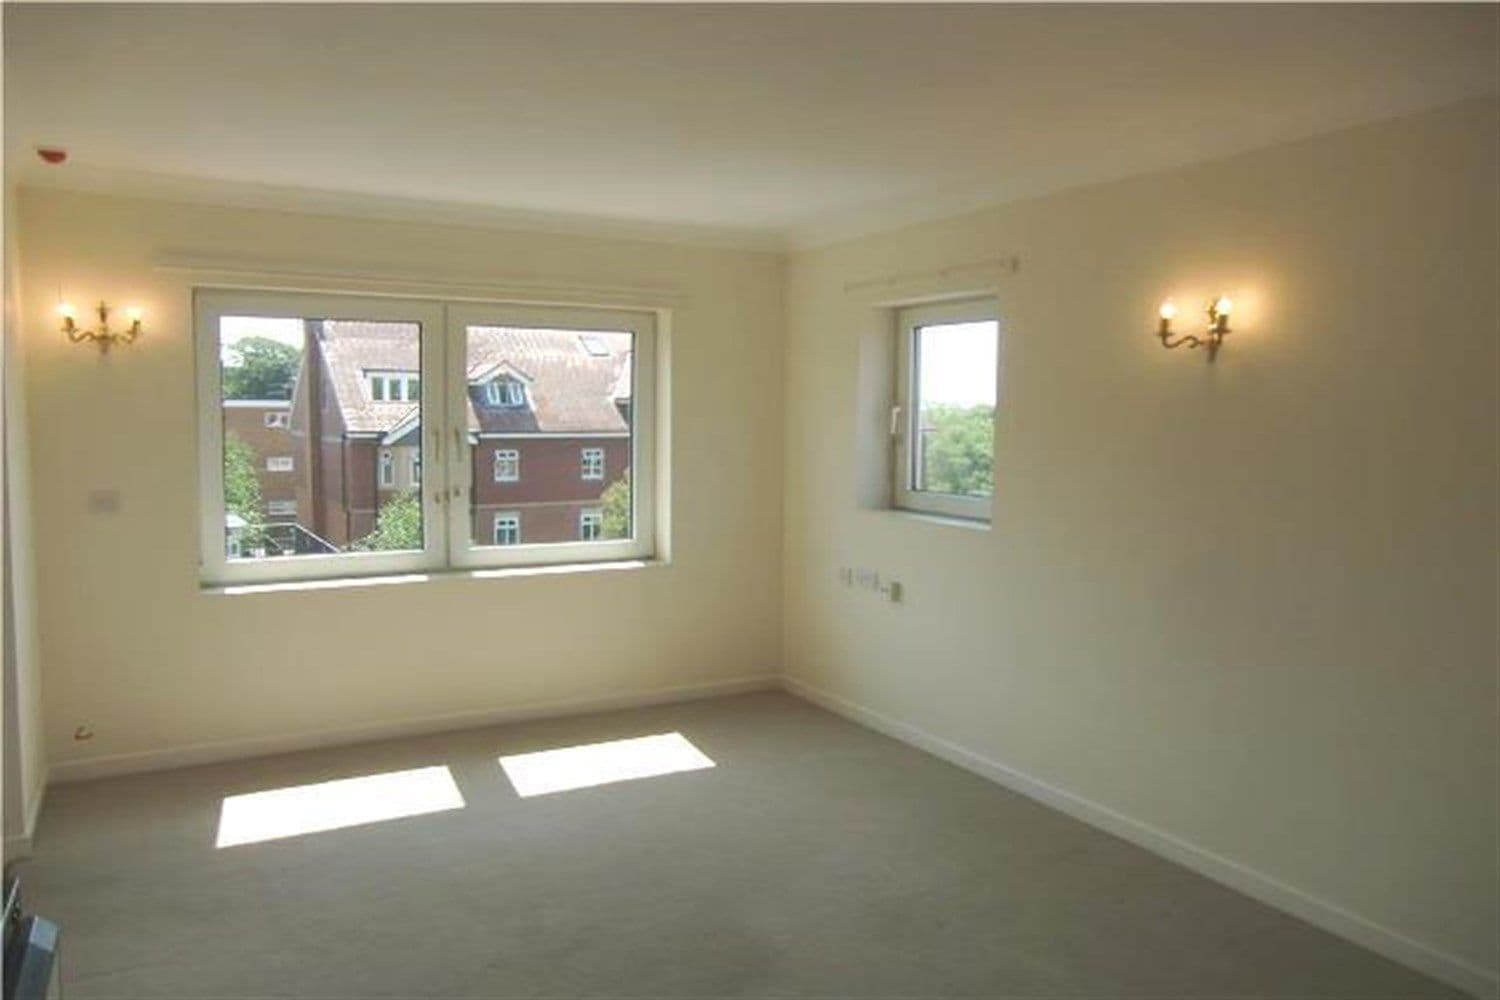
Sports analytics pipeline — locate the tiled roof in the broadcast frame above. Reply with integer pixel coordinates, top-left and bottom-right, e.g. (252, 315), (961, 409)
(318, 322), (630, 436)
(318, 322), (422, 435)
(465, 327), (631, 435)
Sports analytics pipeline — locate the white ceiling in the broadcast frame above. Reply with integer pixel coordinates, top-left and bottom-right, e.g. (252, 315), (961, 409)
(6, 3), (1497, 249)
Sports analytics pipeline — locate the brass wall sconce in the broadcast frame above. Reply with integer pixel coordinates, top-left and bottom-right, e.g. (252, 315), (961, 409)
(1157, 296), (1232, 360)
(59, 301), (144, 351)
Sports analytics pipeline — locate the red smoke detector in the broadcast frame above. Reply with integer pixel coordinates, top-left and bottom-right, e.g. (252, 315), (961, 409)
(36, 147), (67, 166)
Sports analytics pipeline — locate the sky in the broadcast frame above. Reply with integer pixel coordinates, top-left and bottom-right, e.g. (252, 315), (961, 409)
(917, 320), (999, 407)
(219, 316), (305, 365)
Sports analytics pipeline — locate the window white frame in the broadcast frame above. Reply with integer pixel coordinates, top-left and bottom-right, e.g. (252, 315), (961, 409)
(581, 447), (605, 481)
(264, 411), (290, 429)
(197, 289), (661, 585)
(484, 378), (526, 408)
(580, 508), (603, 541)
(446, 302), (657, 570)
(493, 512), (521, 546)
(368, 371), (420, 403)
(197, 289), (447, 586)
(379, 450), (396, 488)
(266, 456), (294, 472)
(266, 500), (298, 517)
(893, 297), (999, 522)
(493, 448), (520, 483)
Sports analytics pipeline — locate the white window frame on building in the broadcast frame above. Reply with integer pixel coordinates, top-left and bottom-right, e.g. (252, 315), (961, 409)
(492, 512), (521, 546)
(367, 371), (421, 402)
(264, 411), (291, 429)
(196, 289), (662, 586)
(266, 500), (298, 517)
(484, 378), (526, 408)
(379, 450), (396, 488)
(581, 447), (605, 481)
(580, 508), (603, 541)
(266, 456), (295, 472)
(493, 448), (520, 483)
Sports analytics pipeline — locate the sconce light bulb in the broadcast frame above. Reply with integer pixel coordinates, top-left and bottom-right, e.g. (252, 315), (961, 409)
(1214, 296), (1234, 316)
(125, 307), (143, 322)
(1158, 300), (1178, 321)
(57, 302), (76, 320)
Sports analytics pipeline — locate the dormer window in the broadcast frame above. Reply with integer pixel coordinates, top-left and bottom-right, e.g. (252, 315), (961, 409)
(367, 371), (420, 402)
(485, 377), (526, 408)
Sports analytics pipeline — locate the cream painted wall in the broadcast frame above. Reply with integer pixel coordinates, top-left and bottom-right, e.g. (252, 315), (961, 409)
(16, 188), (783, 771)
(782, 99), (1498, 988)
(3, 178), (45, 851)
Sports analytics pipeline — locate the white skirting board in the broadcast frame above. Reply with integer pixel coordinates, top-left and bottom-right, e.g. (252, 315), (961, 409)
(48, 674), (779, 785)
(3, 782), (48, 861)
(781, 675), (1498, 1000)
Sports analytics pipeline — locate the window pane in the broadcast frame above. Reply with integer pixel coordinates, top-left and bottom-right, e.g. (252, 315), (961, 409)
(465, 326), (633, 547)
(218, 316), (424, 560)
(912, 320), (997, 498)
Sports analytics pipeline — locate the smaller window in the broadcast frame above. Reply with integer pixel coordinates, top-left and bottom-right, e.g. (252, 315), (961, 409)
(411, 454), (421, 484)
(493, 448), (520, 483)
(266, 500), (297, 517)
(581, 447), (605, 481)
(267, 456), (294, 472)
(367, 372), (419, 402)
(580, 508), (603, 541)
(493, 512), (521, 546)
(485, 378), (526, 408)
(379, 450), (395, 488)
(264, 412), (290, 429)
(893, 298), (999, 522)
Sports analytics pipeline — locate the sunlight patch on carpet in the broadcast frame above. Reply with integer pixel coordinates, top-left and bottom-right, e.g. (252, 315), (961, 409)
(500, 732), (715, 797)
(216, 765), (465, 847)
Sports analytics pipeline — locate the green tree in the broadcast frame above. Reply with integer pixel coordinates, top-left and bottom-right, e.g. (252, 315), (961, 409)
(600, 471), (631, 539)
(353, 491), (423, 551)
(223, 433), (266, 550)
(920, 404), (994, 497)
(222, 336), (300, 400)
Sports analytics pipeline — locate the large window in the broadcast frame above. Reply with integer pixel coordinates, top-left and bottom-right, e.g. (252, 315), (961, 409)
(893, 298), (999, 522)
(197, 290), (658, 585)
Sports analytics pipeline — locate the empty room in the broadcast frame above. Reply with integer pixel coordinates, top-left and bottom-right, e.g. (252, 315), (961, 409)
(1, 3), (1496, 998)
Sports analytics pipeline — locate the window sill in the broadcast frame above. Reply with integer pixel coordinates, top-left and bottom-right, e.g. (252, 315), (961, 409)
(883, 509), (991, 532)
(201, 558), (667, 596)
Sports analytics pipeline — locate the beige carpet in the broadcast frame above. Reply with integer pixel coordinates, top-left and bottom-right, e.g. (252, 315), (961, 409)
(22, 692), (1461, 998)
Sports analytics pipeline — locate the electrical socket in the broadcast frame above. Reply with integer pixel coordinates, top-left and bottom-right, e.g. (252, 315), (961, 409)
(87, 489), (121, 515)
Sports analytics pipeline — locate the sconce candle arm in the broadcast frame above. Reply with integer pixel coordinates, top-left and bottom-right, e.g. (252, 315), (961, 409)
(60, 302), (143, 351)
(1158, 330), (1205, 351)
(1155, 296), (1232, 361)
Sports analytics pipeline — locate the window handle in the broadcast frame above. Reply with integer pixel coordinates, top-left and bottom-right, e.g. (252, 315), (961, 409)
(452, 427), (464, 463)
(889, 404), (903, 439)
